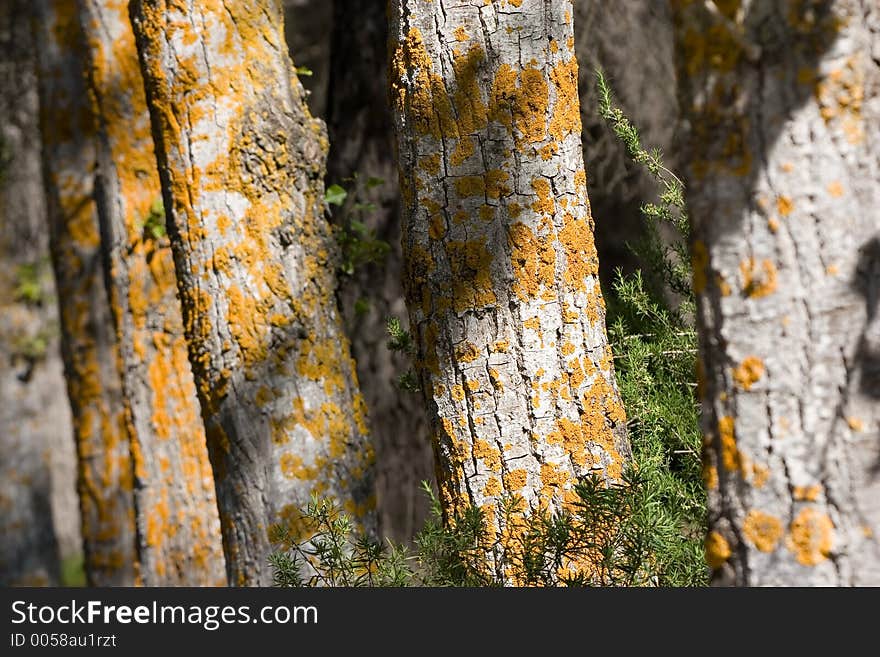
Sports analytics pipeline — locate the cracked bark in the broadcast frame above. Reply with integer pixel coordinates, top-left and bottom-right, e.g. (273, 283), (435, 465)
(34, 0), (138, 586)
(78, 0), (225, 586)
(131, 0), (377, 586)
(390, 0), (631, 582)
(674, 0), (880, 585)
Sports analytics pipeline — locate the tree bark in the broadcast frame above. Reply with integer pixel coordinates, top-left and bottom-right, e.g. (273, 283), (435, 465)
(78, 0), (225, 586)
(34, 0), (138, 586)
(326, 0), (433, 542)
(674, 0), (880, 585)
(131, 0), (377, 586)
(0, 0), (77, 586)
(390, 0), (631, 582)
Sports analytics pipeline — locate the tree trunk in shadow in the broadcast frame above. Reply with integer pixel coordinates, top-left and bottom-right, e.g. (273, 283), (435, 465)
(325, 0), (433, 543)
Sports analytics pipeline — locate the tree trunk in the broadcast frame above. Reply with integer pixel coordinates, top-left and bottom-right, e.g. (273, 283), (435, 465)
(34, 0), (138, 586)
(78, 0), (225, 586)
(0, 0), (77, 586)
(131, 0), (377, 586)
(326, 0), (433, 542)
(389, 0), (631, 582)
(673, 0), (880, 585)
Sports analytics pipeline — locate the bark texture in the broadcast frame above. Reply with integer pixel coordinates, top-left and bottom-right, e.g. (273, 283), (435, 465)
(131, 0), (377, 586)
(390, 0), (631, 581)
(79, 0), (225, 586)
(34, 0), (138, 586)
(0, 0), (77, 586)
(673, 0), (880, 585)
(326, 0), (432, 542)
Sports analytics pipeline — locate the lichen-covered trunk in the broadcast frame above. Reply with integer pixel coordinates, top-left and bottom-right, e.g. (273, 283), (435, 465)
(0, 0), (78, 586)
(34, 0), (137, 586)
(326, 0), (432, 542)
(673, 0), (880, 585)
(78, 0), (225, 586)
(131, 0), (377, 586)
(574, 0), (679, 280)
(390, 0), (631, 582)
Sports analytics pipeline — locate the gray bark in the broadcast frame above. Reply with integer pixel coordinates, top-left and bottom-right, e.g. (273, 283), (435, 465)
(131, 0), (377, 586)
(79, 0), (225, 586)
(390, 0), (631, 582)
(674, 0), (880, 585)
(34, 0), (138, 586)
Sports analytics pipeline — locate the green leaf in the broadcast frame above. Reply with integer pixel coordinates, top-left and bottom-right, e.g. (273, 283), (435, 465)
(296, 65), (313, 77)
(325, 184), (348, 206)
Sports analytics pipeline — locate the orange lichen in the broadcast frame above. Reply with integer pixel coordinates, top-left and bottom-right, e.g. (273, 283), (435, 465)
(740, 258), (778, 298)
(827, 181), (844, 197)
(742, 509), (784, 553)
(793, 484), (822, 502)
(718, 416), (743, 472)
(705, 531), (732, 568)
(776, 196), (794, 217)
(508, 222), (556, 301)
(733, 356), (764, 391)
(786, 507), (834, 566)
(703, 463), (719, 490)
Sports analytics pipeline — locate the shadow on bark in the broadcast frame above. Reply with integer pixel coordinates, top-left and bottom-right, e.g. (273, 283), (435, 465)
(324, 0), (433, 544)
(851, 237), (880, 473)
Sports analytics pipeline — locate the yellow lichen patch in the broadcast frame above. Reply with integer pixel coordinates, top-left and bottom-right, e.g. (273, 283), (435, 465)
(718, 416), (743, 472)
(454, 342), (481, 364)
(420, 153), (441, 176)
(508, 222), (556, 301)
(548, 56), (581, 143)
(450, 385), (465, 402)
(742, 509), (784, 553)
(793, 484), (822, 502)
(776, 196), (795, 217)
(691, 240), (709, 294)
(705, 531), (732, 569)
(492, 339), (510, 353)
(786, 507), (834, 566)
(489, 63), (549, 145)
(703, 463), (719, 490)
(733, 355), (764, 391)
(740, 258), (778, 298)
(539, 143), (557, 160)
(504, 469), (528, 491)
(749, 463), (770, 488)
(814, 56), (865, 144)
(483, 477), (502, 497)
(768, 217), (780, 233)
(444, 239), (497, 312)
(559, 214), (599, 291)
(488, 368), (504, 391)
(530, 178), (555, 215)
(827, 181), (845, 197)
(428, 214), (446, 240)
(391, 28), (455, 140)
(846, 416), (864, 432)
(473, 439), (501, 472)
